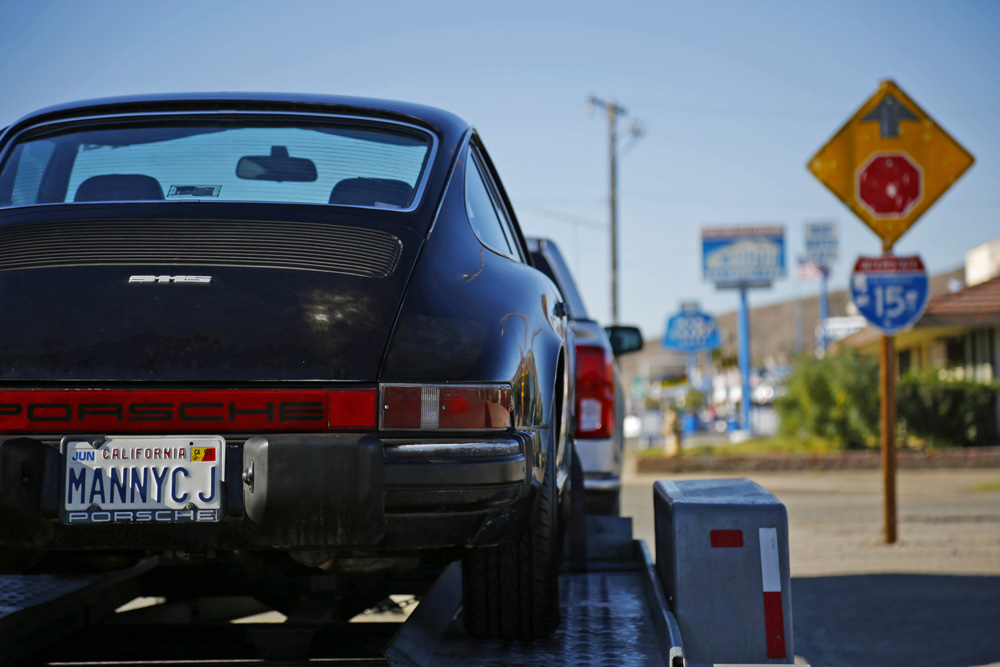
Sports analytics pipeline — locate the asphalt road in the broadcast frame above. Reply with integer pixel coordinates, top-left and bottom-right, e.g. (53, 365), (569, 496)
(622, 455), (1000, 667)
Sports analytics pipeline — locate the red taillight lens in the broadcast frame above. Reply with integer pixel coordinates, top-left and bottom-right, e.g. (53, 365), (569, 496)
(440, 386), (512, 429)
(575, 345), (615, 439)
(380, 384), (512, 431)
(0, 388), (377, 434)
(379, 385), (424, 429)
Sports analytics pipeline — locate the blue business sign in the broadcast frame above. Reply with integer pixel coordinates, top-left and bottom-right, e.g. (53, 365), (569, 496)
(805, 221), (838, 268)
(850, 254), (928, 335)
(702, 225), (786, 287)
(663, 303), (722, 353)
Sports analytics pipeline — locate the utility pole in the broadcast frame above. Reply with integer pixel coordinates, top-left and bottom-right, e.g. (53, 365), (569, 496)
(587, 95), (643, 324)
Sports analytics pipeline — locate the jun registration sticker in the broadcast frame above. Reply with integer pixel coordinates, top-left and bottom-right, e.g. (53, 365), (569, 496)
(61, 435), (225, 524)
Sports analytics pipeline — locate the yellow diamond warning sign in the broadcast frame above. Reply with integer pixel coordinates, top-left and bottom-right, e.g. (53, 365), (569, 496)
(808, 80), (974, 249)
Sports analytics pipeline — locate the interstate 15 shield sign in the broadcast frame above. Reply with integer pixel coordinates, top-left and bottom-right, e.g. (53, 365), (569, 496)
(849, 255), (928, 336)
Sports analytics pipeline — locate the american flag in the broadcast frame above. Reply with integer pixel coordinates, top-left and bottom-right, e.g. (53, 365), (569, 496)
(797, 259), (826, 282)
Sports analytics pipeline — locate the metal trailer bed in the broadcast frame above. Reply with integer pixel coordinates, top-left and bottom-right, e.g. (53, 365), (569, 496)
(1, 478), (798, 667)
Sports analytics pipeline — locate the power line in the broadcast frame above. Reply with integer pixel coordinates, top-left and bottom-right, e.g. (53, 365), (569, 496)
(513, 201), (607, 230)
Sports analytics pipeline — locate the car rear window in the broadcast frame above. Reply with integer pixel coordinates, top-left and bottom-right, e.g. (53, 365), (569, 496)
(0, 118), (434, 210)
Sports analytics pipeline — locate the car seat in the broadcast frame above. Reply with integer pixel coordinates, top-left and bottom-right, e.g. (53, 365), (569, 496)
(329, 177), (413, 209)
(74, 174), (165, 202)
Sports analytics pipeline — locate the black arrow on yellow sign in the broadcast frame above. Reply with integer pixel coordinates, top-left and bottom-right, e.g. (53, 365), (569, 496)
(861, 93), (919, 138)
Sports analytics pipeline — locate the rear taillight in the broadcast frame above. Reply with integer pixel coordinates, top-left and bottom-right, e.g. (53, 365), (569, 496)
(575, 345), (615, 439)
(380, 384), (512, 431)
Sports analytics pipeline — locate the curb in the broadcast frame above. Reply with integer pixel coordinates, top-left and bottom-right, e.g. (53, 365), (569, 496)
(635, 446), (1000, 473)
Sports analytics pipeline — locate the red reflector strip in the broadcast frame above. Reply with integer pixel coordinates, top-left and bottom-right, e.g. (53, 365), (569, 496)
(329, 389), (378, 430)
(0, 389), (376, 434)
(759, 527), (786, 658)
(710, 529), (744, 548)
(763, 592), (786, 659)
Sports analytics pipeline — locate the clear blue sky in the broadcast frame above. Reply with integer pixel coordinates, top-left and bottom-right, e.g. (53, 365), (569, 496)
(2, 0), (997, 339)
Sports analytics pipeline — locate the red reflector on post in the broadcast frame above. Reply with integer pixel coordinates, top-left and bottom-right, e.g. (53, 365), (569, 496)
(710, 529), (744, 548)
(763, 591), (787, 658)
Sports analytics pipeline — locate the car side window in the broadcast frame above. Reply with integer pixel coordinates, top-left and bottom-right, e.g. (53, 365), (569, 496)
(2, 140), (56, 206)
(465, 148), (520, 260)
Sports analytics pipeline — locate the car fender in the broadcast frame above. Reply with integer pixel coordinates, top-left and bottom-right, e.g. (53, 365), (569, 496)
(380, 152), (566, 487)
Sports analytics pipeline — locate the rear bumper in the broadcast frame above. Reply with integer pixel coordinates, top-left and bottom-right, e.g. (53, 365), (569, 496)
(582, 476), (621, 493)
(0, 432), (533, 553)
(383, 439), (527, 510)
(574, 437), (621, 477)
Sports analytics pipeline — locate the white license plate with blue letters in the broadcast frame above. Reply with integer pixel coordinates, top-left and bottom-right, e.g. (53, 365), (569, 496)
(61, 435), (225, 524)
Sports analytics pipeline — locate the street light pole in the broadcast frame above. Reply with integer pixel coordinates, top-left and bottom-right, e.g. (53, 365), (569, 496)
(588, 95), (641, 325)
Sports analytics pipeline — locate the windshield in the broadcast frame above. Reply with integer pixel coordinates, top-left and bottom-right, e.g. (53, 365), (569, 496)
(0, 118), (433, 210)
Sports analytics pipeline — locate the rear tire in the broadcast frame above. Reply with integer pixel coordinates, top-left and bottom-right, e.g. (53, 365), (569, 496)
(462, 446), (561, 640)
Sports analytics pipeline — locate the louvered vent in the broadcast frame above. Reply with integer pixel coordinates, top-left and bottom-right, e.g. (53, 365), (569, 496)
(0, 220), (402, 277)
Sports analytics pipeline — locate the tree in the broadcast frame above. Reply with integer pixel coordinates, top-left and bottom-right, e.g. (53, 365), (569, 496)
(777, 350), (880, 449)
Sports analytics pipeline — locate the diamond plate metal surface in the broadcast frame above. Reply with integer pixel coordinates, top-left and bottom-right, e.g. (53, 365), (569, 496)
(431, 570), (667, 667)
(0, 574), (97, 616)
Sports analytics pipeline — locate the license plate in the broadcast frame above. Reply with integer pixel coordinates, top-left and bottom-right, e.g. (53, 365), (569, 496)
(61, 435), (225, 524)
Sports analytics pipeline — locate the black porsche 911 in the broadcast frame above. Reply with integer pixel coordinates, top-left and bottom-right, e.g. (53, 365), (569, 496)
(0, 93), (571, 639)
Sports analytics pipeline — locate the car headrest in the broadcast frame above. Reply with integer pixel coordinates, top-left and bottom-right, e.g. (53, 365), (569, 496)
(329, 178), (414, 209)
(74, 174), (165, 202)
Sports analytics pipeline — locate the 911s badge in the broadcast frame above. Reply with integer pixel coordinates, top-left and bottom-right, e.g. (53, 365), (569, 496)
(129, 275), (213, 284)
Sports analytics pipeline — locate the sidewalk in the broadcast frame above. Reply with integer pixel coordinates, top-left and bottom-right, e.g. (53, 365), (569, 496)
(623, 445), (1000, 576)
(634, 443), (1000, 473)
(621, 447), (1000, 666)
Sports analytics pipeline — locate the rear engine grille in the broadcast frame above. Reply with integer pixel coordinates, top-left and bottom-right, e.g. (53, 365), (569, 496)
(0, 220), (402, 277)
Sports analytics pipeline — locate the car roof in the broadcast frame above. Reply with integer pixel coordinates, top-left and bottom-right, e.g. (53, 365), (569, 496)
(0, 93), (473, 234)
(5, 92), (471, 154)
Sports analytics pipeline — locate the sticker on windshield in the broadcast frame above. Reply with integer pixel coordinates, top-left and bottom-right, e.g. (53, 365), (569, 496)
(168, 185), (221, 197)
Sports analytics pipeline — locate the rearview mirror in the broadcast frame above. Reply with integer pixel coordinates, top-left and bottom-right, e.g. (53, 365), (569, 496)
(236, 146), (317, 182)
(605, 325), (643, 356)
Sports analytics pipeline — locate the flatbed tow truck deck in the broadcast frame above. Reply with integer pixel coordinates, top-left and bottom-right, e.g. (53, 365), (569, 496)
(1, 479), (797, 667)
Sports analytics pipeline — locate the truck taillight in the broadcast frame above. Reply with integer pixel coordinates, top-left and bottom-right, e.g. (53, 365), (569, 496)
(380, 384), (512, 431)
(575, 345), (614, 439)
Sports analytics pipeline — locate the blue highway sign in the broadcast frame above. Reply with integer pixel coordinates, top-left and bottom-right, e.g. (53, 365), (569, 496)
(850, 255), (928, 336)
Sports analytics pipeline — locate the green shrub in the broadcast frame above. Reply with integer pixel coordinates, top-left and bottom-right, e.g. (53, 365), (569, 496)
(776, 350), (880, 449)
(898, 372), (999, 447)
(683, 388), (706, 415)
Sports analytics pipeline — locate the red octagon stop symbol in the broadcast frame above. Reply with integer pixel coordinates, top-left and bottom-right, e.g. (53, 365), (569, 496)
(856, 152), (923, 217)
